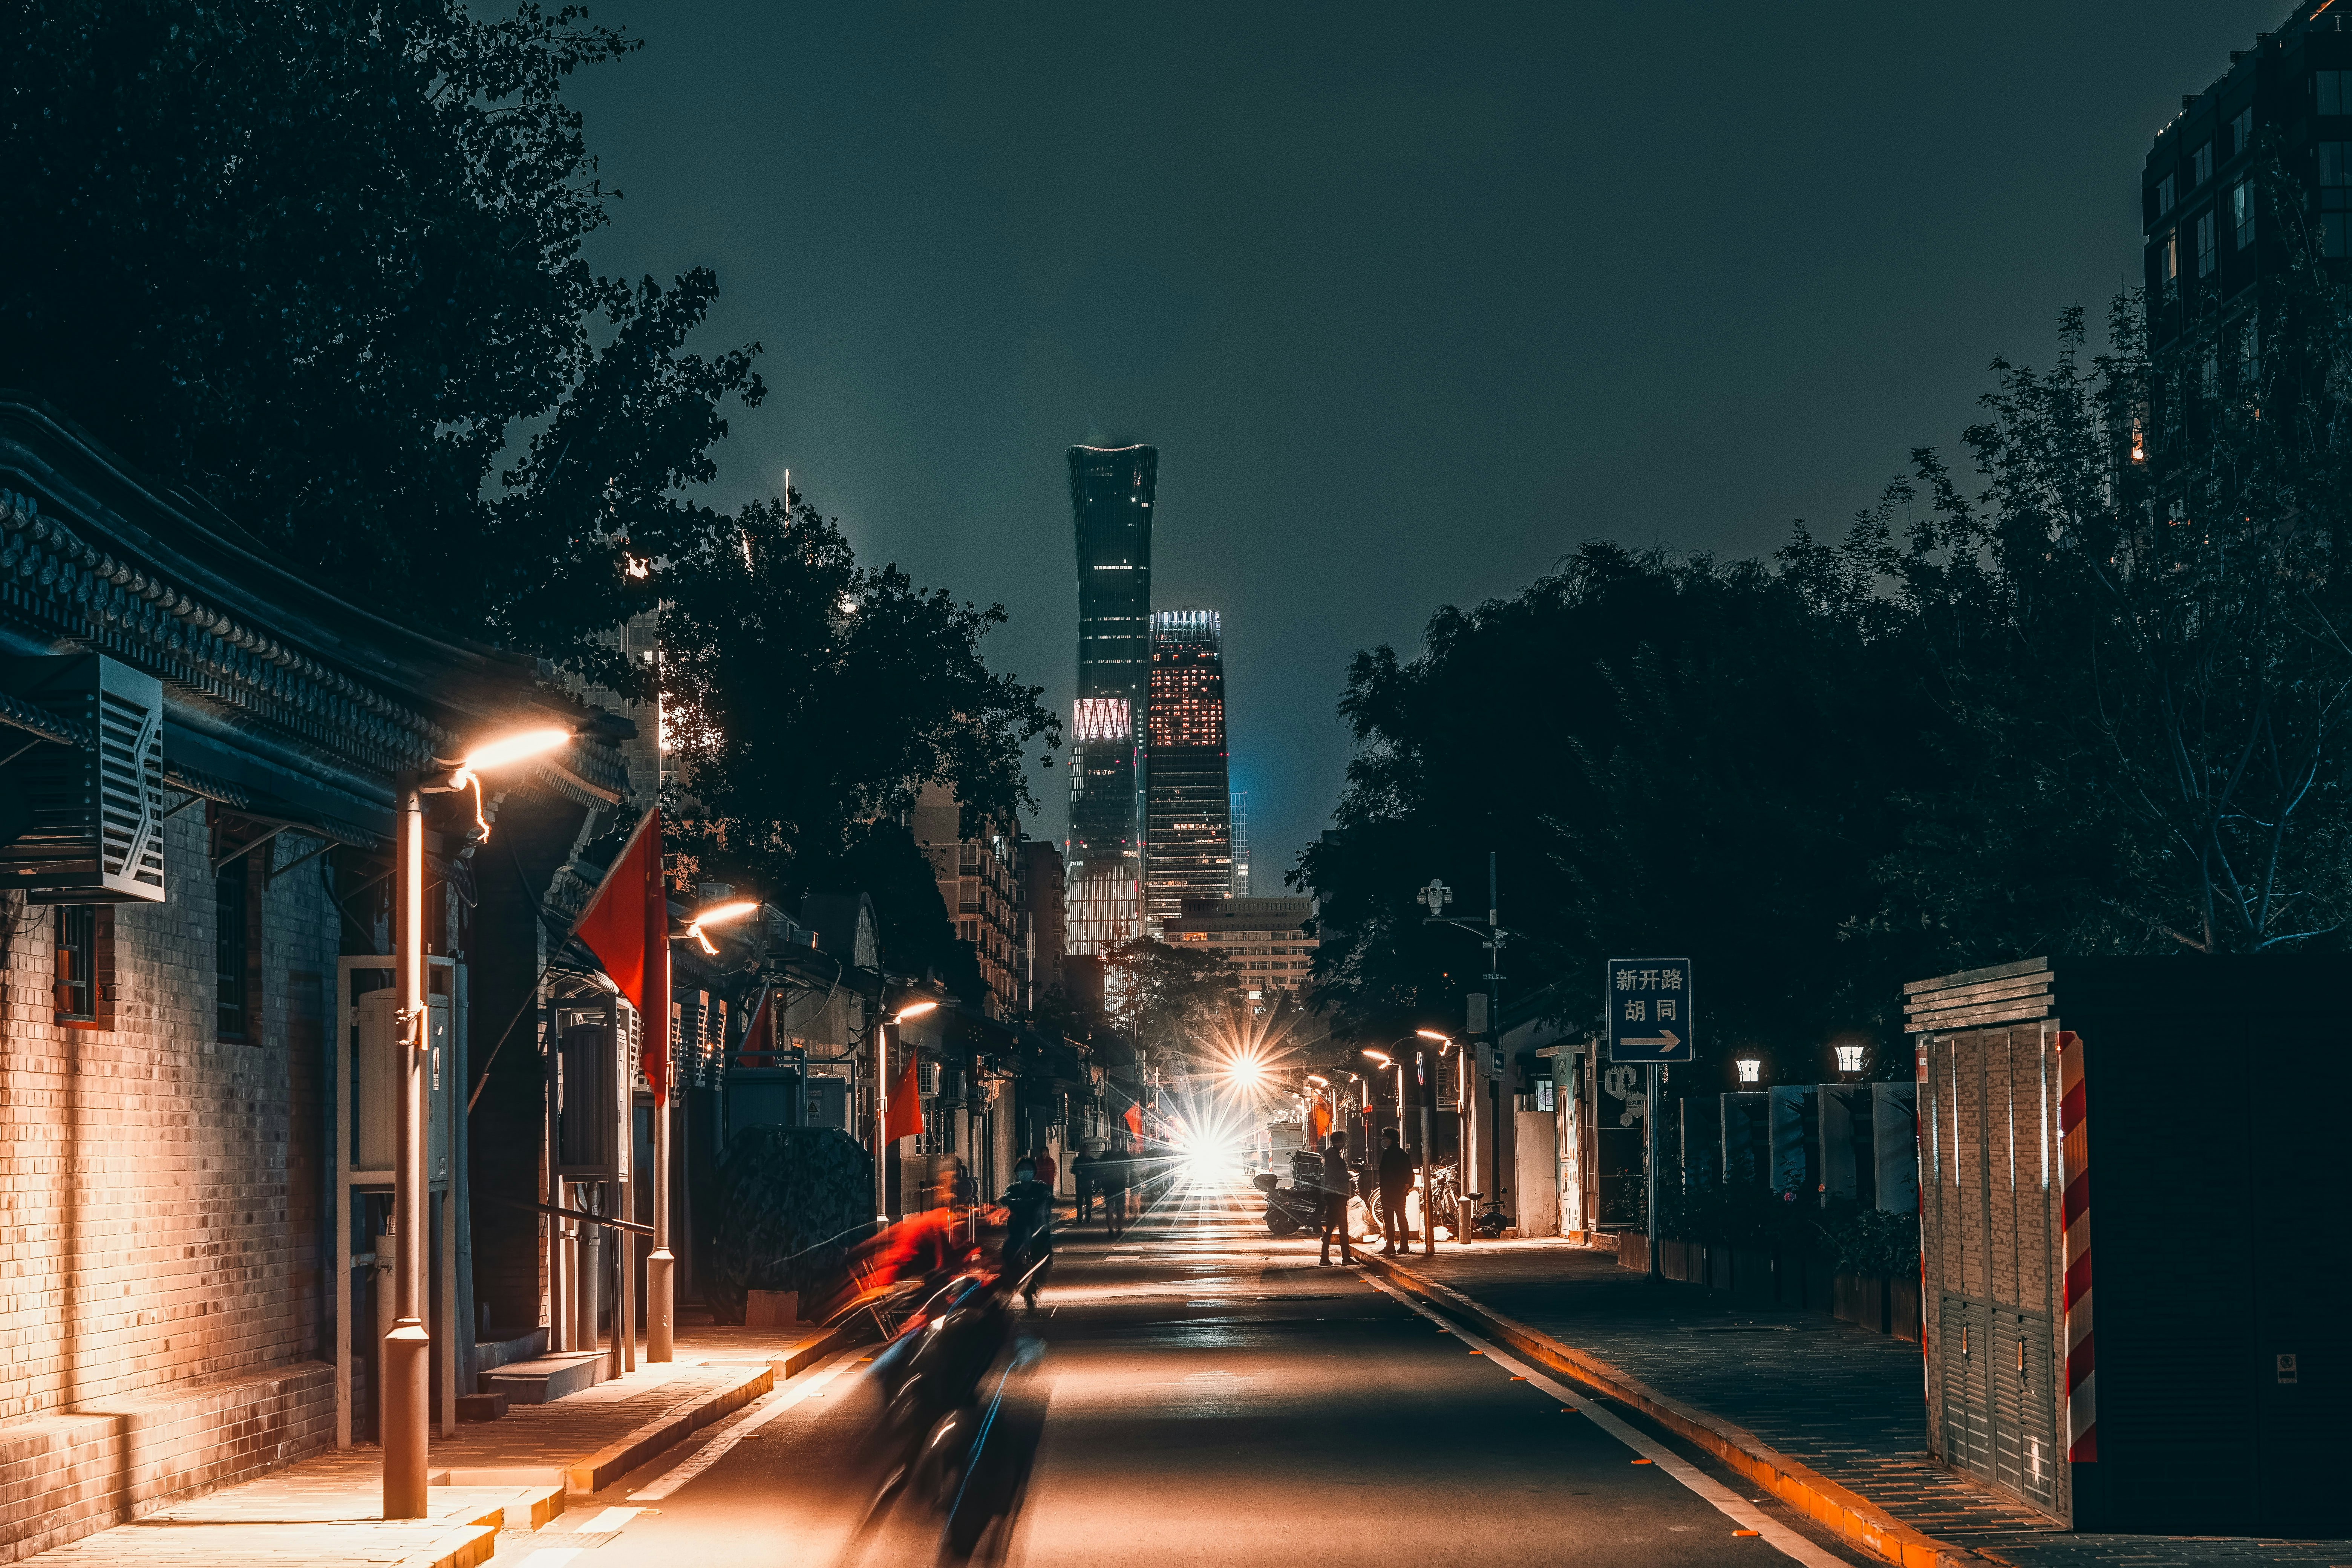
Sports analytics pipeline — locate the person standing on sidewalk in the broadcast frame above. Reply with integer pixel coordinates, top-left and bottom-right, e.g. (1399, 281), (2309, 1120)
(1032, 1145), (1058, 1196)
(1070, 1146), (1097, 1222)
(1376, 1127), (1413, 1256)
(1102, 1139), (1133, 1240)
(1317, 1131), (1357, 1266)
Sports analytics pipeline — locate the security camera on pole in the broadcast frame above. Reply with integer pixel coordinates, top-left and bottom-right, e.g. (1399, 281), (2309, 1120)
(1419, 853), (1514, 1240)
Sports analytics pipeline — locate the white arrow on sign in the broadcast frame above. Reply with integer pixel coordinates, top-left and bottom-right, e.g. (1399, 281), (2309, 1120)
(1620, 1028), (1681, 1050)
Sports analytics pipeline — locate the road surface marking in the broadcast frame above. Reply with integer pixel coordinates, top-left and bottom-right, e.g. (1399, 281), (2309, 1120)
(566, 1506), (646, 1533)
(630, 1350), (865, 1501)
(514, 1551), (583, 1567)
(1363, 1276), (1848, 1568)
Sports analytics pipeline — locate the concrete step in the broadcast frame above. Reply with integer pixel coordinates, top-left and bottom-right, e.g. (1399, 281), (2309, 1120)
(483, 1351), (610, 1405)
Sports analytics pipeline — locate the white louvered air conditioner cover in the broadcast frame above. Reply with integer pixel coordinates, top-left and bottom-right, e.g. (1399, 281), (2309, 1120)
(0, 653), (167, 903)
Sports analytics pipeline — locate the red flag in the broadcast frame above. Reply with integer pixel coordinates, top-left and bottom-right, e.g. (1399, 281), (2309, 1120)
(572, 808), (672, 1104)
(1123, 1102), (1142, 1136)
(1307, 1101), (1332, 1142)
(883, 1057), (925, 1144)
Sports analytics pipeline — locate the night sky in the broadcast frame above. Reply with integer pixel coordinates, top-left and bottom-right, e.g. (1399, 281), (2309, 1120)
(565, 0), (2279, 885)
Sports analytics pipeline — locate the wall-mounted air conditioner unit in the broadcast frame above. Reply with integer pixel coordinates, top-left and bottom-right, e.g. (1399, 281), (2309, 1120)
(0, 654), (167, 903)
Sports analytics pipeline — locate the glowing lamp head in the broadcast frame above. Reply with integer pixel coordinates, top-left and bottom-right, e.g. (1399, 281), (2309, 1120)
(1415, 1029), (1450, 1044)
(1736, 1057), (1763, 1084)
(894, 1000), (939, 1023)
(683, 898), (760, 955)
(1834, 1043), (1867, 1075)
(1306, 1073), (1329, 1087)
(455, 727), (571, 777)
(1361, 1049), (1391, 1066)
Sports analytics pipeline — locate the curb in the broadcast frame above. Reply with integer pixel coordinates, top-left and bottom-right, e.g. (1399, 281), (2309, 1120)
(391, 1522), (501, 1568)
(1358, 1251), (1982, 1568)
(565, 1366), (775, 1496)
(560, 1320), (879, 1498)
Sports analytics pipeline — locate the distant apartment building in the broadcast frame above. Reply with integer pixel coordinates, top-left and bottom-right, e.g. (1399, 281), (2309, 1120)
(1161, 894), (1317, 1008)
(1144, 609), (1230, 931)
(1016, 838), (1067, 1016)
(2142, 5), (2352, 384)
(1066, 443), (1155, 954)
(909, 780), (1020, 1018)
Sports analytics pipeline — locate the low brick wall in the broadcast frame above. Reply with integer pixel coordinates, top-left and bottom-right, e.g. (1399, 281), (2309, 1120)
(0, 1361), (333, 1563)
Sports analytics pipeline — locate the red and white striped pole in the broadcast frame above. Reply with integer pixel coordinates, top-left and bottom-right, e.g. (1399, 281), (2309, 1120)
(2055, 1029), (2096, 1464)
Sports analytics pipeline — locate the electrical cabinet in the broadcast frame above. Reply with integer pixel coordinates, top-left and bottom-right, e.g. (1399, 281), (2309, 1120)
(352, 988), (452, 1186)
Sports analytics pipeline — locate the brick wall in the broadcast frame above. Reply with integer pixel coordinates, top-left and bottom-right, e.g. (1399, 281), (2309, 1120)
(0, 809), (338, 1557)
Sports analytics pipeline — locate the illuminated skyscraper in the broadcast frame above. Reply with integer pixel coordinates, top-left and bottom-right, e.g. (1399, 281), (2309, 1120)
(1066, 444), (1155, 954)
(1229, 791), (1251, 897)
(1145, 610), (1231, 929)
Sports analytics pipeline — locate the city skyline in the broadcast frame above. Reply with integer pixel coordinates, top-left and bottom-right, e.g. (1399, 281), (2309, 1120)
(1143, 608), (1233, 929)
(1064, 442), (1155, 954)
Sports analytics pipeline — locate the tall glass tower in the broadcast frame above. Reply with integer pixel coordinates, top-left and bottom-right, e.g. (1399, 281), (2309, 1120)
(1145, 610), (1231, 929)
(1066, 444), (1155, 954)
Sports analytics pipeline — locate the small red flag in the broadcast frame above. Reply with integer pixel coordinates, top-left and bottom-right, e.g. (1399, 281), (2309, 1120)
(1123, 1102), (1142, 1136)
(883, 1057), (925, 1144)
(571, 808), (671, 1104)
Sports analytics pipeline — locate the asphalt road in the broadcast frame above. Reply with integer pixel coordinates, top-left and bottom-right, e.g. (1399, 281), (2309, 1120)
(537, 1174), (1879, 1568)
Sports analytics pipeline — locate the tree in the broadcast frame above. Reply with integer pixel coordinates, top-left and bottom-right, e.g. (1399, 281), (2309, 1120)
(1864, 273), (2352, 953)
(1101, 937), (1239, 1073)
(4, 0), (761, 685)
(1298, 542), (1956, 1082)
(657, 492), (1058, 986)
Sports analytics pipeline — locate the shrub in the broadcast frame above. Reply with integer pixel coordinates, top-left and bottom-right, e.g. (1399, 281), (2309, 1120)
(705, 1126), (873, 1324)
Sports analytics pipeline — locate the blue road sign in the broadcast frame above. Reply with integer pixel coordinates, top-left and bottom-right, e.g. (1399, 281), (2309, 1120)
(1605, 958), (1694, 1063)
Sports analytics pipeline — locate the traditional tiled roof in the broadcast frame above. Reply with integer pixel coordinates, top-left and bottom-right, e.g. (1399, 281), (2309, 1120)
(0, 398), (636, 840)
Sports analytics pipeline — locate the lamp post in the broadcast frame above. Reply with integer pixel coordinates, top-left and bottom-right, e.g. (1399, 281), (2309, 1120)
(387, 727), (570, 1519)
(876, 1001), (936, 1223)
(642, 896), (761, 1363)
(1415, 1031), (1449, 1254)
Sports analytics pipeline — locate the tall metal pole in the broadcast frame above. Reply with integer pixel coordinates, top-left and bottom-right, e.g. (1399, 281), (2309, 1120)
(1416, 1048), (1434, 1257)
(1487, 850), (1503, 1214)
(874, 1020), (893, 1222)
(1645, 1063), (1661, 1281)
(383, 784), (429, 1518)
(645, 944), (674, 1361)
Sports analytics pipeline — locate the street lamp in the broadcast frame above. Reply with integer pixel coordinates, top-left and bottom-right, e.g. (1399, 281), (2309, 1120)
(682, 898), (759, 955)
(1833, 1043), (1866, 1078)
(876, 1001), (937, 1223)
(1414, 1030), (1450, 1254)
(387, 726), (570, 1518)
(1736, 1057), (1763, 1084)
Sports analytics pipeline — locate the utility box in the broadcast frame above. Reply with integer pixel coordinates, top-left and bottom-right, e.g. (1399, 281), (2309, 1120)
(1679, 1096), (1721, 1187)
(1906, 956), (2351, 1537)
(1871, 1083), (1917, 1214)
(1720, 1091), (1766, 1185)
(0, 653), (167, 903)
(352, 987), (452, 1187)
(799, 1074), (850, 1132)
(1767, 1085), (1818, 1197)
(553, 996), (635, 1183)
(1817, 1083), (1876, 1207)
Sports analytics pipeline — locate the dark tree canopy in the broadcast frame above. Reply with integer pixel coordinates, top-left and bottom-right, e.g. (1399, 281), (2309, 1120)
(1303, 265), (2352, 1084)
(3, 0), (761, 684)
(658, 494), (1058, 988)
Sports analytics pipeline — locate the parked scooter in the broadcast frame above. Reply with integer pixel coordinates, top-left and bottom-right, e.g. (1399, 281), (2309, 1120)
(1253, 1151), (1334, 1237)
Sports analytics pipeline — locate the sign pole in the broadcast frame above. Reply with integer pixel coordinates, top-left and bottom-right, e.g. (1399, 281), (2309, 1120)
(646, 946), (674, 1362)
(1645, 1062), (1661, 1282)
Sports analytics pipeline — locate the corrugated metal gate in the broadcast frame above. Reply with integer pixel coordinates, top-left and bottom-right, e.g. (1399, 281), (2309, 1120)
(1912, 960), (2066, 1522)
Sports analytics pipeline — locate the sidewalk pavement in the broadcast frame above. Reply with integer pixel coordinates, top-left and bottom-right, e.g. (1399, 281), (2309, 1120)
(18, 1311), (865, 1568)
(1360, 1239), (2348, 1568)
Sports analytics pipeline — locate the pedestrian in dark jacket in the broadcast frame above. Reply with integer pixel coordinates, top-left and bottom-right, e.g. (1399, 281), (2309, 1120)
(1070, 1148), (1098, 1221)
(1317, 1131), (1357, 1266)
(1376, 1127), (1414, 1255)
